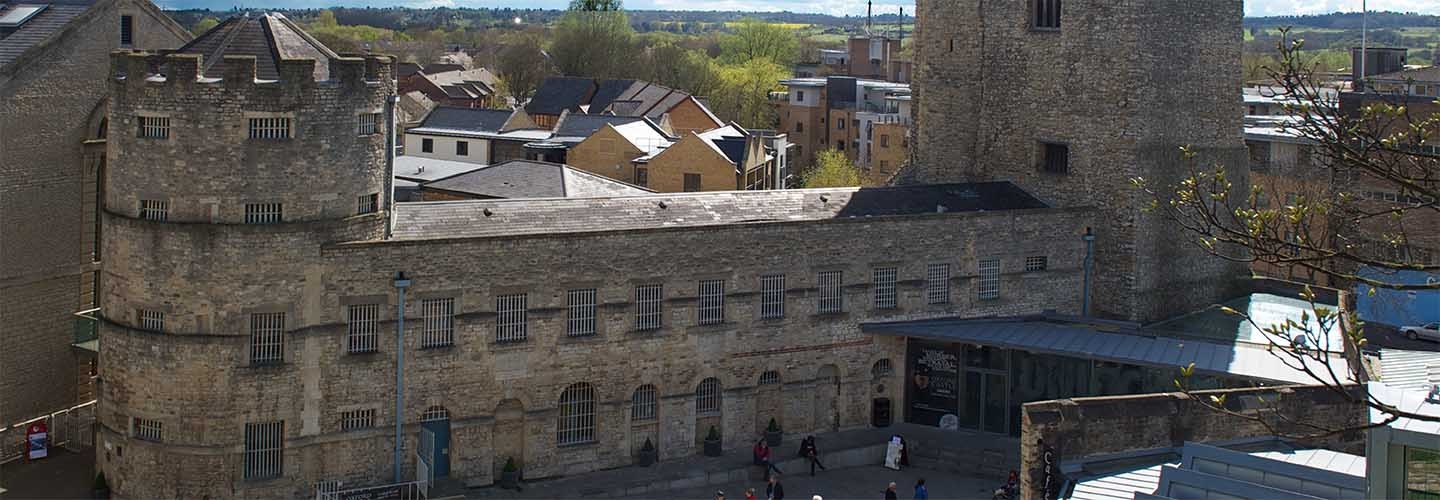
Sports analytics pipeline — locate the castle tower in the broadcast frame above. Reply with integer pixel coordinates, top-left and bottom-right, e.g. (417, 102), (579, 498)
(910, 0), (1249, 322)
(96, 13), (395, 498)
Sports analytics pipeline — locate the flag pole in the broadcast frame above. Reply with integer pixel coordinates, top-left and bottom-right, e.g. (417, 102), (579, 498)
(1360, 0), (1368, 92)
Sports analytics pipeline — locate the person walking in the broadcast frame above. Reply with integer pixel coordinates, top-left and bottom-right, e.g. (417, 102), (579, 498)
(754, 438), (783, 479)
(766, 474), (786, 500)
(799, 436), (826, 475)
(885, 482), (898, 500)
(745, 488), (757, 500)
(715, 491), (726, 500)
(913, 478), (928, 500)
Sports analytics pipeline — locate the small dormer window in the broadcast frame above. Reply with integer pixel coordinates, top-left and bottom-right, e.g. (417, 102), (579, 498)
(1033, 0), (1061, 30)
(120, 15), (134, 46)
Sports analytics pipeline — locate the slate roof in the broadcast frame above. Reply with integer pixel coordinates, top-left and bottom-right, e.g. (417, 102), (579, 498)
(525, 77), (715, 123)
(0, 1), (93, 70)
(1372, 65), (1440, 84)
(394, 155), (486, 183)
(526, 76), (598, 115)
(551, 113), (645, 141)
(421, 67), (497, 99)
(391, 182), (1047, 241)
(176, 12), (339, 80)
(413, 107), (515, 134)
(420, 160), (651, 200)
(396, 62), (422, 78)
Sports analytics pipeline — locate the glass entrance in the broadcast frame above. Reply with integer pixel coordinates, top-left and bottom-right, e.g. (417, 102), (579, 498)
(962, 346), (1008, 434)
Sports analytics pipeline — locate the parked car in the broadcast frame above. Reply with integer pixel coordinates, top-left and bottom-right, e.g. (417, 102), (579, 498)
(1401, 322), (1440, 342)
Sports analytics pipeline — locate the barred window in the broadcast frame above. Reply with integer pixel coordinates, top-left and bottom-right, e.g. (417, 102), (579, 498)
(496, 294), (527, 343)
(346, 304), (380, 354)
(634, 284), (663, 331)
(244, 203), (282, 224)
(357, 113), (381, 135)
(926, 263), (951, 305)
(557, 383), (596, 446)
(1033, 0), (1061, 29)
(695, 377), (722, 415)
(138, 309), (164, 332)
(357, 193), (378, 215)
(818, 271), (843, 314)
(631, 384), (657, 421)
(249, 117), (292, 139)
(133, 417), (162, 442)
(420, 298), (455, 348)
(873, 267), (897, 309)
(340, 409), (375, 431)
(1025, 256), (1048, 272)
(697, 279), (725, 325)
(421, 406), (449, 422)
(759, 370), (781, 385)
(138, 116), (169, 139)
(139, 199), (168, 221)
(249, 312), (285, 365)
(243, 421), (284, 481)
(871, 359), (893, 379)
(566, 289), (598, 337)
(978, 258), (1001, 300)
(760, 274), (785, 319)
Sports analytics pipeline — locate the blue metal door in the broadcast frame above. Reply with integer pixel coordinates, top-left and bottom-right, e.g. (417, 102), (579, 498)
(422, 419), (451, 477)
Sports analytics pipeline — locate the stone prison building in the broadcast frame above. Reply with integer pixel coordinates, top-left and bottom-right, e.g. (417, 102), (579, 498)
(94, 1), (1248, 498)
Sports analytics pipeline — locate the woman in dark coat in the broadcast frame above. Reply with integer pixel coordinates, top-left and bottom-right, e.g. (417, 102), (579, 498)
(798, 435), (826, 475)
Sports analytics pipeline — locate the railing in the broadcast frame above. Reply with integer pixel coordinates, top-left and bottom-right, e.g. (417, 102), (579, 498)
(74, 312), (98, 344)
(316, 480), (428, 500)
(0, 400), (97, 465)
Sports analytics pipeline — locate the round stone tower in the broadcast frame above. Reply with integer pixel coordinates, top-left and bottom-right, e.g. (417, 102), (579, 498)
(95, 13), (394, 499)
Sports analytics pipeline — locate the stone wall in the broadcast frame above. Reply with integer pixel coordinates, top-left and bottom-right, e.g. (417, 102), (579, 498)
(911, 0), (1251, 322)
(1019, 385), (1368, 499)
(645, 132), (740, 192)
(566, 124), (645, 185)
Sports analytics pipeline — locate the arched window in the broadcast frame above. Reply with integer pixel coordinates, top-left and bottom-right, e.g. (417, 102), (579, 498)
(558, 383), (596, 445)
(871, 359), (894, 379)
(631, 384), (657, 421)
(696, 377), (722, 415)
(759, 370), (781, 386)
(421, 405), (449, 422)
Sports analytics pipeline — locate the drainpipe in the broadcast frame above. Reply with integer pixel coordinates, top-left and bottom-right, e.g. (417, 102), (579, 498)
(1082, 227), (1095, 317)
(384, 94), (399, 240)
(393, 272), (411, 483)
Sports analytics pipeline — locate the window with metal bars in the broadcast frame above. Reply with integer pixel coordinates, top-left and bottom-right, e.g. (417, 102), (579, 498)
(697, 280), (725, 325)
(137, 116), (169, 139)
(346, 304), (379, 354)
(631, 385), (657, 421)
(759, 371), (781, 385)
(1025, 256), (1048, 272)
(120, 15), (133, 45)
(496, 294), (527, 343)
(634, 284), (663, 331)
(357, 194), (378, 215)
(557, 383), (596, 446)
(817, 270), (843, 314)
(978, 258), (1001, 300)
(871, 359), (893, 379)
(1041, 142), (1068, 174)
(421, 406), (449, 422)
(926, 263), (951, 305)
(243, 421), (283, 481)
(760, 274), (785, 319)
(244, 203), (282, 224)
(695, 378), (722, 415)
(1033, 0), (1061, 29)
(340, 409), (375, 431)
(139, 199), (168, 221)
(420, 298), (455, 348)
(567, 289), (597, 337)
(138, 309), (163, 332)
(133, 417), (162, 442)
(873, 267), (897, 309)
(249, 312), (284, 365)
(248, 117), (292, 139)
(357, 113), (381, 135)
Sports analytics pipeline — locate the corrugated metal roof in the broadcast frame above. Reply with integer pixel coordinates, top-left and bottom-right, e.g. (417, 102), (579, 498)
(1068, 445), (1364, 500)
(1379, 348), (1440, 391)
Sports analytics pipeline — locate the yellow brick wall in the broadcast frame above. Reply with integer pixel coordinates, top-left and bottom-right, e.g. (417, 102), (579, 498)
(644, 133), (736, 192)
(567, 125), (645, 185)
(666, 98), (722, 136)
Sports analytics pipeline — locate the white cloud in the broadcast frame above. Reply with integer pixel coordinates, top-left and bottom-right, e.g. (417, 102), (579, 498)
(1246, 0), (1440, 16)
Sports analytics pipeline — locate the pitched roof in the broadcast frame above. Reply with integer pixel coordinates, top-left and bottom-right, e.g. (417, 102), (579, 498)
(420, 160), (652, 200)
(551, 113), (645, 141)
(1372, 65), (1440, 84)
(391, 182), (1048, 241)
(526, 76), (598, 115)
(421, 67), (498, 99)
(422, 63), (463, 74)
(176, 12), (339, 80)
(413, 107), (515, 134)
(525, 77), (717, 123)
(0, 1), (93, 70)
(396, 61), (423, 78)
(394, 155), (486, 183)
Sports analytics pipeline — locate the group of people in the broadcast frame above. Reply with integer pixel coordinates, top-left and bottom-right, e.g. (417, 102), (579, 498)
(715, 478), (929, 500)
(752, 435), (827, 479)
(718, 435), (927, 500)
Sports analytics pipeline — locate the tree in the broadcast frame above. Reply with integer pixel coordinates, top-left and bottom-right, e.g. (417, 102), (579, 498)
(191, 16), (220, 36)
(719, 18), (799, 67)
(496, 35), (552, 104)
(1139, 29), (1440, 436)
(642, 44), (721, 97)
(801, 149), (862, 188)
(709, 58), (786, 129)
(550, 7), (633, 78)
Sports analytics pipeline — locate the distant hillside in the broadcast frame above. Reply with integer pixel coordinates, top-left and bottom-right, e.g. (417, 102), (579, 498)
(1245, 11), (1440, 29)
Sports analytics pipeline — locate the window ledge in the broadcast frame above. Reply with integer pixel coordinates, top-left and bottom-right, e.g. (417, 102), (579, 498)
(1030, 27), (1061, 33)
(558, 440), (600, 449)
(560, 333), (603, 343)
(489, 340), (533, 352)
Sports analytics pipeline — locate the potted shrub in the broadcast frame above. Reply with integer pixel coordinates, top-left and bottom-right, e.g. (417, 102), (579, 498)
(703, 425), (723, 457)
(765, 418), (783, 447)
(92, 472), (110, 499)
(499, 457), (520, 490)
(637, 437), (658, 467)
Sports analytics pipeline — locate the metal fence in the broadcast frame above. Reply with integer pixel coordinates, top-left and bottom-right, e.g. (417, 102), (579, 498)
(316, 480), (427, 500)
(0, 400), (97, 465)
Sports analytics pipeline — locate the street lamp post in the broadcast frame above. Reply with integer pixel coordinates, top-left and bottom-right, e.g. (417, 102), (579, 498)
(393, 272), (411, 484)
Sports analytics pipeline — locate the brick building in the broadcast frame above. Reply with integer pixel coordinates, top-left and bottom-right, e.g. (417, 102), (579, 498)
(773, 76), (911, 181)
(0, 0), (188, 426)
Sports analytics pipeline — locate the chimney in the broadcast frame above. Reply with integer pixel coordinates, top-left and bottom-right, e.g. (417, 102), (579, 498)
(866, 0), (872, 33)
(1351, 46), (1407, 92)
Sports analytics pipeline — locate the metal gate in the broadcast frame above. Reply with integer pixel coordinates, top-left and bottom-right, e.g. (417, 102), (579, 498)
(0, 401), (96, 465)
(417, 426), (435, 485)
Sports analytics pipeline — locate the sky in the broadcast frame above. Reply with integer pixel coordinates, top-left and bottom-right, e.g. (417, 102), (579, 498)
(158, 0), (1440, 16)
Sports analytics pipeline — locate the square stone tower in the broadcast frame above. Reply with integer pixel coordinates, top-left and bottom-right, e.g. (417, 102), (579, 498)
(910, 0), (1250, 322)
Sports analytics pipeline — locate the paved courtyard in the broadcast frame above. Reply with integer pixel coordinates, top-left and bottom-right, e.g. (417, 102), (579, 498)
(663, 465), (997, 500)
(0, 447), (94, 500)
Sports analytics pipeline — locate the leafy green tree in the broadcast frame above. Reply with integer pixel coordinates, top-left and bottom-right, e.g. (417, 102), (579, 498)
(570, 0), (622, 11)
(497, 35), (552, 104)
(643, 44), (721, 97)
(709, 58), (785, 129)
(191, 16), (220, 35)
(801, 149), (861, 188)
(550, 6), (633, 78)
(719, 18), (798, 66)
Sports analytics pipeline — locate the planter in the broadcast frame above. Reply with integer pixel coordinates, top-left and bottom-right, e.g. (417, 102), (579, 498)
(499, 469), (520, 490)
(765, 429), (783, 447)
(638, 447), (657, 467)
(703, 438), (723, 457)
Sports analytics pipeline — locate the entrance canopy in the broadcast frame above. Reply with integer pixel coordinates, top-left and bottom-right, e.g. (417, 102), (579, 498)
(862, 316), (1347, 386)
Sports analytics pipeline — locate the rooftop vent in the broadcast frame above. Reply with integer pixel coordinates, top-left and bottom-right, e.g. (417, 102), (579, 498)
(0, 4), (47, 29)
